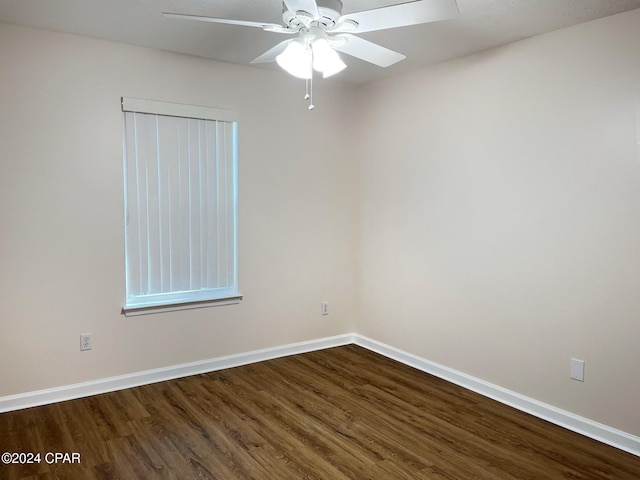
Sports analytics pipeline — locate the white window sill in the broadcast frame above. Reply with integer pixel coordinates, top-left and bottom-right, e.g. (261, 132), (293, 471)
(122, 295), (243, 317)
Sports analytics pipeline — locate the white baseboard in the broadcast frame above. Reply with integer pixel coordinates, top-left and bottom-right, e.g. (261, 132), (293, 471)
(0, 333), (355, 414)
(1, 331), (638, 458)
(352, 334), (640, 457)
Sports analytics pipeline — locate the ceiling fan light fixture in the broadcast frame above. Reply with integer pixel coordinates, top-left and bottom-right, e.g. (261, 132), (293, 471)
(166, 0), (461, 95)
(311, 37), (346, 78)
(276, 40), (312, 79)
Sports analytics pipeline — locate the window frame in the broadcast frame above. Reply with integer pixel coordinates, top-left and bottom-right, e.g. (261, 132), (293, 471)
(121, 97), (241, 316)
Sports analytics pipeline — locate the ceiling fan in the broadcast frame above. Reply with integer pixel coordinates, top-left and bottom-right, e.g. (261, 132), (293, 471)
(164, 0), (459, 108)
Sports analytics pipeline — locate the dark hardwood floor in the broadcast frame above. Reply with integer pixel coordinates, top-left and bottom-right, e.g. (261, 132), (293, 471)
(1, 344), (639, 479)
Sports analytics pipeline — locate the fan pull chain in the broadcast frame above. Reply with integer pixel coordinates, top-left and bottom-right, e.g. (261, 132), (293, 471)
(304, 77), (314, 109)
(306, 48), (315, 110)
(308, 71), (314, 110)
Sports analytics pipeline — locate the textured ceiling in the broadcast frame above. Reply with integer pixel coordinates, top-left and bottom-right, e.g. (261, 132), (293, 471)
(1, 0), (640, 84)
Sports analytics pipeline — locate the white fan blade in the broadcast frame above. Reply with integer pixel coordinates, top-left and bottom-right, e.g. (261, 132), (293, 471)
(339, 0), (459, 33)
(251, 39), (293, 64)
(332, 34), (405, 68)
(163, 12), (282, 30)
(283, 0), (320, 18)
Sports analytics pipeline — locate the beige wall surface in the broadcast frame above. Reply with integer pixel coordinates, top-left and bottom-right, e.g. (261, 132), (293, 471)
(0, 23), (359, 396)
(356, 9), (640, 436)
(2, 7), (640, 441)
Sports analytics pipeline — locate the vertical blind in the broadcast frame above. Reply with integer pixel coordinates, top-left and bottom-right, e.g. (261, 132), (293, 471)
(122, 98), (238, 309)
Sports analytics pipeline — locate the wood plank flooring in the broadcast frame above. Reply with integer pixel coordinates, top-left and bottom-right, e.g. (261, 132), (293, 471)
(1, 345), (639, 479)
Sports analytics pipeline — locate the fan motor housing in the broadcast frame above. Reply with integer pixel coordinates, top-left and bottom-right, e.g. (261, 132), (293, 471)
(283, 0), (343, 29)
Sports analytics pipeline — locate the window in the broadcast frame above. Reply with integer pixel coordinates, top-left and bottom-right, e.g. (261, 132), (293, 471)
(121, 97), (240, 315)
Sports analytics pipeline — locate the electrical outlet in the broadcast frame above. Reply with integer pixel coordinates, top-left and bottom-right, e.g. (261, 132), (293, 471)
(570, 358), (584, 382)
(321, 301), (329, 316)
(80, 333), (92, 351)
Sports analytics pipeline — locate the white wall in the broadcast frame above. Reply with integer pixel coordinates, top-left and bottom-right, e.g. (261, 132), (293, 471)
(0, 23), (359, 395)
(356, 9), (640, 436)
